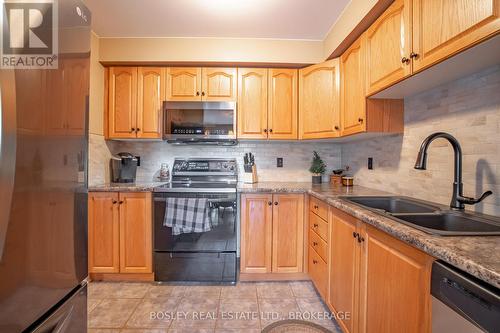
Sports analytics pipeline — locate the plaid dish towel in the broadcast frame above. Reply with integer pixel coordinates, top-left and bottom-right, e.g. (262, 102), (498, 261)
(164, 197), (212, 235)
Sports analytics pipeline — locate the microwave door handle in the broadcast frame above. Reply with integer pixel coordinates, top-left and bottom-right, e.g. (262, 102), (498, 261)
(0, 71), (17, 263)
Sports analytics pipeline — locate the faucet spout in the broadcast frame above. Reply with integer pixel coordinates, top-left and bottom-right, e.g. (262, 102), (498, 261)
(414, 132), (490, 210)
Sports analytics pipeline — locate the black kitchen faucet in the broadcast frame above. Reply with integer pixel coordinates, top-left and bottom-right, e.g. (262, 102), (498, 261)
(414, 132), (492, 210)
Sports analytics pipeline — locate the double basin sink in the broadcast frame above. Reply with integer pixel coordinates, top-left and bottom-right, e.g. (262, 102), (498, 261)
(341, 196), (500, 236)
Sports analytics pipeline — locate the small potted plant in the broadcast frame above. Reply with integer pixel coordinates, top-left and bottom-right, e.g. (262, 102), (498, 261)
(309, 151), (327, 184)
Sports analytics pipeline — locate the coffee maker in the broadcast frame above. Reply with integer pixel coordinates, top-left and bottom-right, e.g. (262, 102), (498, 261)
(110, 152), (139, 183)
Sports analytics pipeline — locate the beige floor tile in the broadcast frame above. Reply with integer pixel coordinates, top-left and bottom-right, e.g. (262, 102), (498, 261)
(145, 285), (176, 298)
(216, 298), (260, 329)
(289, 281), (319, 298)
(256, 282), (294, 299)
(214, 330), (261, 333)
(168, 329), (214, 333)
(88, 299), (140, 329)
(120, 329), (167, 333)
(183, 285), (221, 297)
(88, 282), (123, 299)
(125, 297), (182, 328)
(170, 297), (218, 329)
(220, 283), (257, 299)
(88, 330), (121, 333)
(89, 282), (151, 299)
(258, 298), (300, 327)
(295, 298), (339, 331)
(88, 299), (102, 313)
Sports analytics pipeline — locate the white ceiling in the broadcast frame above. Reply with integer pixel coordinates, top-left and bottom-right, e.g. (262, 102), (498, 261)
(83, 0), (350, 40)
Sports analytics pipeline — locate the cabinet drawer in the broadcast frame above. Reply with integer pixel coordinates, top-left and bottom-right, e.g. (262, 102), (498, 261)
(310, 212), (328, 242)
(309, 246), (328, 297)
(309, 196), (328, 221)
(309, 229), (328, 262)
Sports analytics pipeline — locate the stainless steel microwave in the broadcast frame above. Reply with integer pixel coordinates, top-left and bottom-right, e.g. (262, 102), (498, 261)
(163, 101), (237, 145)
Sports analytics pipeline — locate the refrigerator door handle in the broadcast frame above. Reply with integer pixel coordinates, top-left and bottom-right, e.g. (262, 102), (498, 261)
(0, 70), (17, 263)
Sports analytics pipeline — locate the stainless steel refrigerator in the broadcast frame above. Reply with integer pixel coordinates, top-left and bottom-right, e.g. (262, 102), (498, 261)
(0, 0), (91, 331)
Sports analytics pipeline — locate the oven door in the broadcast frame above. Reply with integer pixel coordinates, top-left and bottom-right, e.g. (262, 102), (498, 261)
(163, 101), (236, 140)
(153, 191), (237, 253)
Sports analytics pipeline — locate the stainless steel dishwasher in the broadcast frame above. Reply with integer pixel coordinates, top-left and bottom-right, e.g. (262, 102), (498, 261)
(432, 261), (500, 332)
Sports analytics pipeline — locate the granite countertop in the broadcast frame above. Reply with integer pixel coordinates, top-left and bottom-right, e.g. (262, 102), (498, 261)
(88, 182), (168, 192)
(240, 182), (500, 289)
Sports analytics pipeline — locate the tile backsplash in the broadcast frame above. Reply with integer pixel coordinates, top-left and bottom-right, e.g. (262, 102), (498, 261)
(90, 139), (342, 184)
(342, 65), (500, 215)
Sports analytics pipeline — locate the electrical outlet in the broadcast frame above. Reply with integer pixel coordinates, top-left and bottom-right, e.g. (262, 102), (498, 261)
(368, 157), (373, 170)
(277, 157), (283, 168)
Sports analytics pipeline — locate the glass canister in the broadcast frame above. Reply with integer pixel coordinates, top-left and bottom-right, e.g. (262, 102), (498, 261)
(159, 163), (170, 182)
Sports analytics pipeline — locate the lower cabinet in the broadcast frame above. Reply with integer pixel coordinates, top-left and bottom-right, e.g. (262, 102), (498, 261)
(88, 192), (152, 278)
(240, 193), (304, 274)
(327, 207), (434, 333)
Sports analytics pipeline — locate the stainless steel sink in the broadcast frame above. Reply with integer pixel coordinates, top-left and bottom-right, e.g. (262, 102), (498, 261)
(343, 196), (439, 214)
(341, 196), (500, 236)
(392, 212), (500, 236)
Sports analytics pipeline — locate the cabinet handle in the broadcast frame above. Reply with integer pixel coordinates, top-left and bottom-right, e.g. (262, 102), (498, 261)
(313, 260), (318, 264)
(358, 118), (363, 123)
(269, 129), (273, 133)
(313, 224), (319, 228)
(268, 201), (272, 206)
(314, 205), (319, 209)
(112, 200), (117, 204)
(358, 235), (365, 243)
(196, 91), (200, 96)
(274, 202), (278, 205)
(313, 241), (318, 246)
(263, 129), (268, 133)
(410, 52), (419, 59)
(119, 200), (124, 205)
(136, 128), (140, 132)
(130, 128), (135, 133)
(401, 57), (410, 64)
(352, 232), (358, 238)
(201, 92), (205, 96)
(334, 126), (339, 130)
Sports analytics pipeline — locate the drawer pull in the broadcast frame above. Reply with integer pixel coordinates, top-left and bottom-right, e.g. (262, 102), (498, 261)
(313, 224), (319, 228)
(313, 242), (318, 246)
(112, 200), (117, 204)
(268, 201), (272, 206)
(313, 260), (318, 264)
(314, 205), (319, 209)
(353, 232), (358, 238)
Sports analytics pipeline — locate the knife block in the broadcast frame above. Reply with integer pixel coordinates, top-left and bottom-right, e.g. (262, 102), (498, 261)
(242, 165), (258, 184)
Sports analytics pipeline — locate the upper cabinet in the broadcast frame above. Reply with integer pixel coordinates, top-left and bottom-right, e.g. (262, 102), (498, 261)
(202, 68), (237, 101)
(412, 0), (500, 72)
(341, 37), (367, 136)
(298, 59), (341, 139)
(237, 68), (268, 139)
(165, 67), (202, 101)
(268, 69), (298, 140)
(166, 67), (236, 101)
(108, 67), (138, 139)
(365, 0), (412, 95)
(108, 67), (163, 139)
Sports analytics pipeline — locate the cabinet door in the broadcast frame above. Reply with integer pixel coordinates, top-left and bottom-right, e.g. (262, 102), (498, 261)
(88, 192), (120, 273)
(329, 208), (360, 333)
(341, 36), (367, 136)
(119, 192), (152, 274)
(137, 67), (164, 139)
(166, 67), (202, 101)
(240, 194), (273, 273)
(271, 194), (304, 273)
(15, 70), (45, 134)
(45, 68), (66, 135)
(413, 0), (500, 72)
(268, 69), (298, 140)
(358, 225), (433, 333)
(237, 68), (268, 139)
(298, 59), (340, 139)
(365, 0), (412, 95)
(64, 58), (89, 135)
(201, 67), (237, 101)
(108, 67), (138, 138)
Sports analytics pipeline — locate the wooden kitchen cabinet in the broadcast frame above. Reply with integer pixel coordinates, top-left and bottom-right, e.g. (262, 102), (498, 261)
(240, 194), (273, 273)
(119, 192), (153, 274)
(412, 0), (500, 73)
(108, 67), (164, 139)
(88, 192), (152, 279)
(272, 194), (304, 273)
(237, 68), (269, 139)
(240, 193), (304, 275)
(298, 59), (341, 139)
(341, 36), (367, 136)
(88, 192), (120, 273)
(268, 68), (298, 139)
(365, 0), (412, 95)
(108, 67), (138, 139)
(165, 67), (202, 101)
(137, 67), (164, 139)
(328, 207), (433, 333)
(202, 67), (237, 101)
